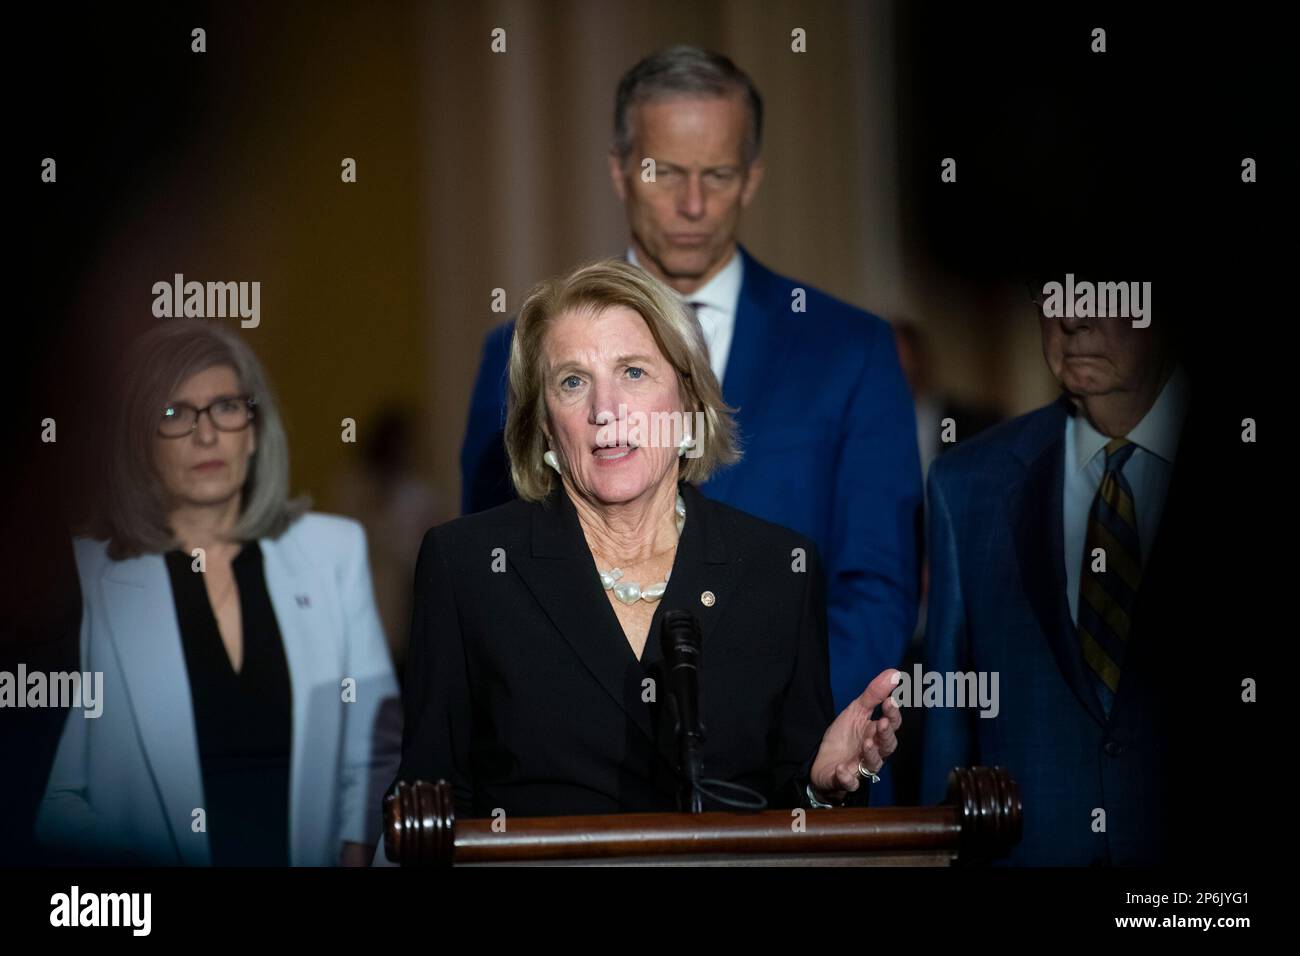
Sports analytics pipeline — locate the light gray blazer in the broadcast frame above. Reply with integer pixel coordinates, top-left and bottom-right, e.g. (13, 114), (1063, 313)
(36, 513), (402, 865)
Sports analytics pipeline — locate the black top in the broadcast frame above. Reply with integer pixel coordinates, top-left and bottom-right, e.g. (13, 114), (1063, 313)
(165, 542), (293, 866)
(393, 480), (842, 819)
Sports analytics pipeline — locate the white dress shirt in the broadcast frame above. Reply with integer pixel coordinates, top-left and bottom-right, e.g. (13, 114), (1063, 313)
(627, 246), (743, 387)
(1063, 365), (1189, 624)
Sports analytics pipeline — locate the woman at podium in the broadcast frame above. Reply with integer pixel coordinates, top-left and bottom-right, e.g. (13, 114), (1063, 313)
(393, 259), (901, 822)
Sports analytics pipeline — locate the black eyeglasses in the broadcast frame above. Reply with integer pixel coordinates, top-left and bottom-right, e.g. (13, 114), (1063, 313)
(159, 395), (257, 438)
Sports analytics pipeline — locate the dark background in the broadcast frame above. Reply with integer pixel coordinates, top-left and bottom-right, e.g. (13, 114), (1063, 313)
(4, 1), (1280, 865)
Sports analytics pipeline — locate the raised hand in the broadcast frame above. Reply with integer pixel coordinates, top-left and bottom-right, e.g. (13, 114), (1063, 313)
(809, 669), (902, 800)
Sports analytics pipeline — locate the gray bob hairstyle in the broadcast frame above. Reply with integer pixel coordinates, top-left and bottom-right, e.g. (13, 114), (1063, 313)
(505, 258), (741, 503)
(98, 319), (308, 559)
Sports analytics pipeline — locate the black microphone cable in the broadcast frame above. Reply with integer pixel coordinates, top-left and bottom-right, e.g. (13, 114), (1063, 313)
(660, 608), (769, 812)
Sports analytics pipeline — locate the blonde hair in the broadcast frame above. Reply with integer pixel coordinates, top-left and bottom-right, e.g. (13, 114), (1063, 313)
(505, 258), (741, 502)
(97, 320), (308, 559)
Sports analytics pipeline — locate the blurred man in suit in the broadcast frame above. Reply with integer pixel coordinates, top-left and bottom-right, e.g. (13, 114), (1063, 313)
(461, 47), (922, 803)
(888, 320), (1001, 806)
(919, 274), (1246, 864)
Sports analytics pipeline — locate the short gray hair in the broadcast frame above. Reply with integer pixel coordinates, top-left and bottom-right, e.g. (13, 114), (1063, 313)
(97, 320), (308, 559)
(614, 45), (764, 165)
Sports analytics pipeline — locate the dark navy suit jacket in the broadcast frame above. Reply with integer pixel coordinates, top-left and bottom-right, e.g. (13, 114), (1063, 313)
(919, 393), (1248, 865)
(459, 246), (923, 803)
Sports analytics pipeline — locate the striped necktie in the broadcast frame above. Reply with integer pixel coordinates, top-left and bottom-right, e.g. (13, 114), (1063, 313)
(1078, 437), (1141, 717)
(686, 300), (709, 354)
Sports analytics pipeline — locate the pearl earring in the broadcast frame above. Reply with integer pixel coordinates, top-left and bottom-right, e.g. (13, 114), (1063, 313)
(543, 449), (561, 473)
(677, 434), (694, 458)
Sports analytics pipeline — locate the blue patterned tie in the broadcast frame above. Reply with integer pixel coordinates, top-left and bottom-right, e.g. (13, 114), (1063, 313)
(1078, 437), (1141, 717)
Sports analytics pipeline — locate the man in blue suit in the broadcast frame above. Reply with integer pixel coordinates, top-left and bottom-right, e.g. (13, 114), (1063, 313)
(461, 47), (922, 802)
(919, 278), (1251, 865)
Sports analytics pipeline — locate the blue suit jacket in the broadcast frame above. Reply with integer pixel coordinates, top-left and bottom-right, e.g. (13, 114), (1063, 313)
(460, 246), (922, 800)
(919, 396), (1218, 865)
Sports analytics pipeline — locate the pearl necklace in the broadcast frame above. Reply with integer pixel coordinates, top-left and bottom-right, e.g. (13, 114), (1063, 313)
(596, 493), (685, 605)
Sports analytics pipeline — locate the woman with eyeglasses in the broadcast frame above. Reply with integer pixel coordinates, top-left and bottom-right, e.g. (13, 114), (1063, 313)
(36, 320), (401, 866)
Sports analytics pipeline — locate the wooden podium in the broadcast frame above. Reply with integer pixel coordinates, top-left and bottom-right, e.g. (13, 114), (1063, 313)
(383, 766), (1020, 866)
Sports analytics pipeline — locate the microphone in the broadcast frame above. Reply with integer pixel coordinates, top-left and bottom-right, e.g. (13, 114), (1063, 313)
(660, 609), (705, 813)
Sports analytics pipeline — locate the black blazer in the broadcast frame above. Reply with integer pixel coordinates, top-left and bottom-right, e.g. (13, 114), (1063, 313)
(392, 480), (839, 818)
